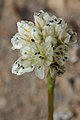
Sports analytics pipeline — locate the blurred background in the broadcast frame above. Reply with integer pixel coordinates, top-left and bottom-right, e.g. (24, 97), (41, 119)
(0, 0), (80, 120)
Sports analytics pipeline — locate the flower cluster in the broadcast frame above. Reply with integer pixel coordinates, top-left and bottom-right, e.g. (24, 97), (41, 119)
(11, 10), (77, 79)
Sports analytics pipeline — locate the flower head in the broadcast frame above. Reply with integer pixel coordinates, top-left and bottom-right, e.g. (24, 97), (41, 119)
(11, 10), (77, 79)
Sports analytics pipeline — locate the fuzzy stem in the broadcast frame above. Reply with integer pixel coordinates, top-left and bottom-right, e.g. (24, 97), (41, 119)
(47, 70), (56, 120)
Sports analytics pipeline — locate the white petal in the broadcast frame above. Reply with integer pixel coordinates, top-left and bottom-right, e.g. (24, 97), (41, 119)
(45, 36), (57, 48)
(44, 37), (52, 53)
(34, 15), (45, 29)
(45, 55), (53, 66)
(67, 29), (77, 45)
(34, 10), (50, 29)
(30, 27), (42, 41)
(55, 18), (68, 37)
(44, 37), (53, 56)
(20, 45), (34, 57)
(17, 21), (34, 34)
(11, 33), (24, 49)
(17, 21), (34, 42)
(58, 28), (68, 41)
(43, 12), (50, 23)
(64, 33), (70, 43)
(35, 65), (45, 79)
(24, 66), (34, 72)
(12, 57), (34, 75)
(49, 15), (58, 25)
(43, 25), (55, 37)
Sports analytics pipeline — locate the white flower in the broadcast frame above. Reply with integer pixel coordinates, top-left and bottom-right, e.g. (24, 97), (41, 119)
(11, 21), (43, 50)
(11, 10), (77, 79)
(34, 10), (50, 29)
(17, 21), (34, 34)
(11, 21), (34, 50)
(49, 15), (58, 25)
(11, 33), (26, 50)
(64, 29), (77, 45)
(43, 24), (55, 37)
(55, 18), (68, 39)
(12, 40), (53, 79)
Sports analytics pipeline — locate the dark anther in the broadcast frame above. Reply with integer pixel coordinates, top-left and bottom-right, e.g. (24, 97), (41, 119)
(53, 47), (55, 50)
(61, 51), (63, 54)
(47, 24), (50, 26)
(25, 52), (27, 54)
(23, 66), (24, 69)
(16, 37), (18, 39)
(56, 52), (60, 55)
(37, 14), (40, 16)
(63, 59), (65, 61)
(39, 56), (42, 58)
(35, 53), (37, 55)
(38, 52), (40, 54)
(21, 65), (24, 69)
(31, 39), (35, 42)
(57, 71), (60, 74)
(65, 56), (67, 59)
(33, 29), (35, 32)
(55, 18), (57, 21)
(70, 35), (72, 39)
(68, 32), (72, 35)
(39, 56), (44, 59)
(58, 70), (63, 74)
(18, 64), (20, 67)
(38, 66), (41, 68)
(39, 11), (42, 14)
(58, 20), (62, 24)
(50, 20), (54, 23)
(60, 48), (62, 50)
(55, 66), (57, 70)
(41, 57), (44, 59)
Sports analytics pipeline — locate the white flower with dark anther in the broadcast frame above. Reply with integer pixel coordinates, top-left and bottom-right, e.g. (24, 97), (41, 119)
(12, 39), (53, 79)
(11, 33), (26, 50)
(11, 21), (34, 50)
(11, 10), (77, 79)
(42, 16), (77, 47)
(11, 21), (42, 50)
(17, 21), (34, 35)
(55, 18), (68, 39)
(43, 24), (55, 37)
(64, 29), (77, 45)
(49, 15), (58, 25)
(34, 10), (50, 29)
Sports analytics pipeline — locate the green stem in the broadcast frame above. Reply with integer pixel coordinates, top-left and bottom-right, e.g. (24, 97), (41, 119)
(47, 70), (56, 120)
